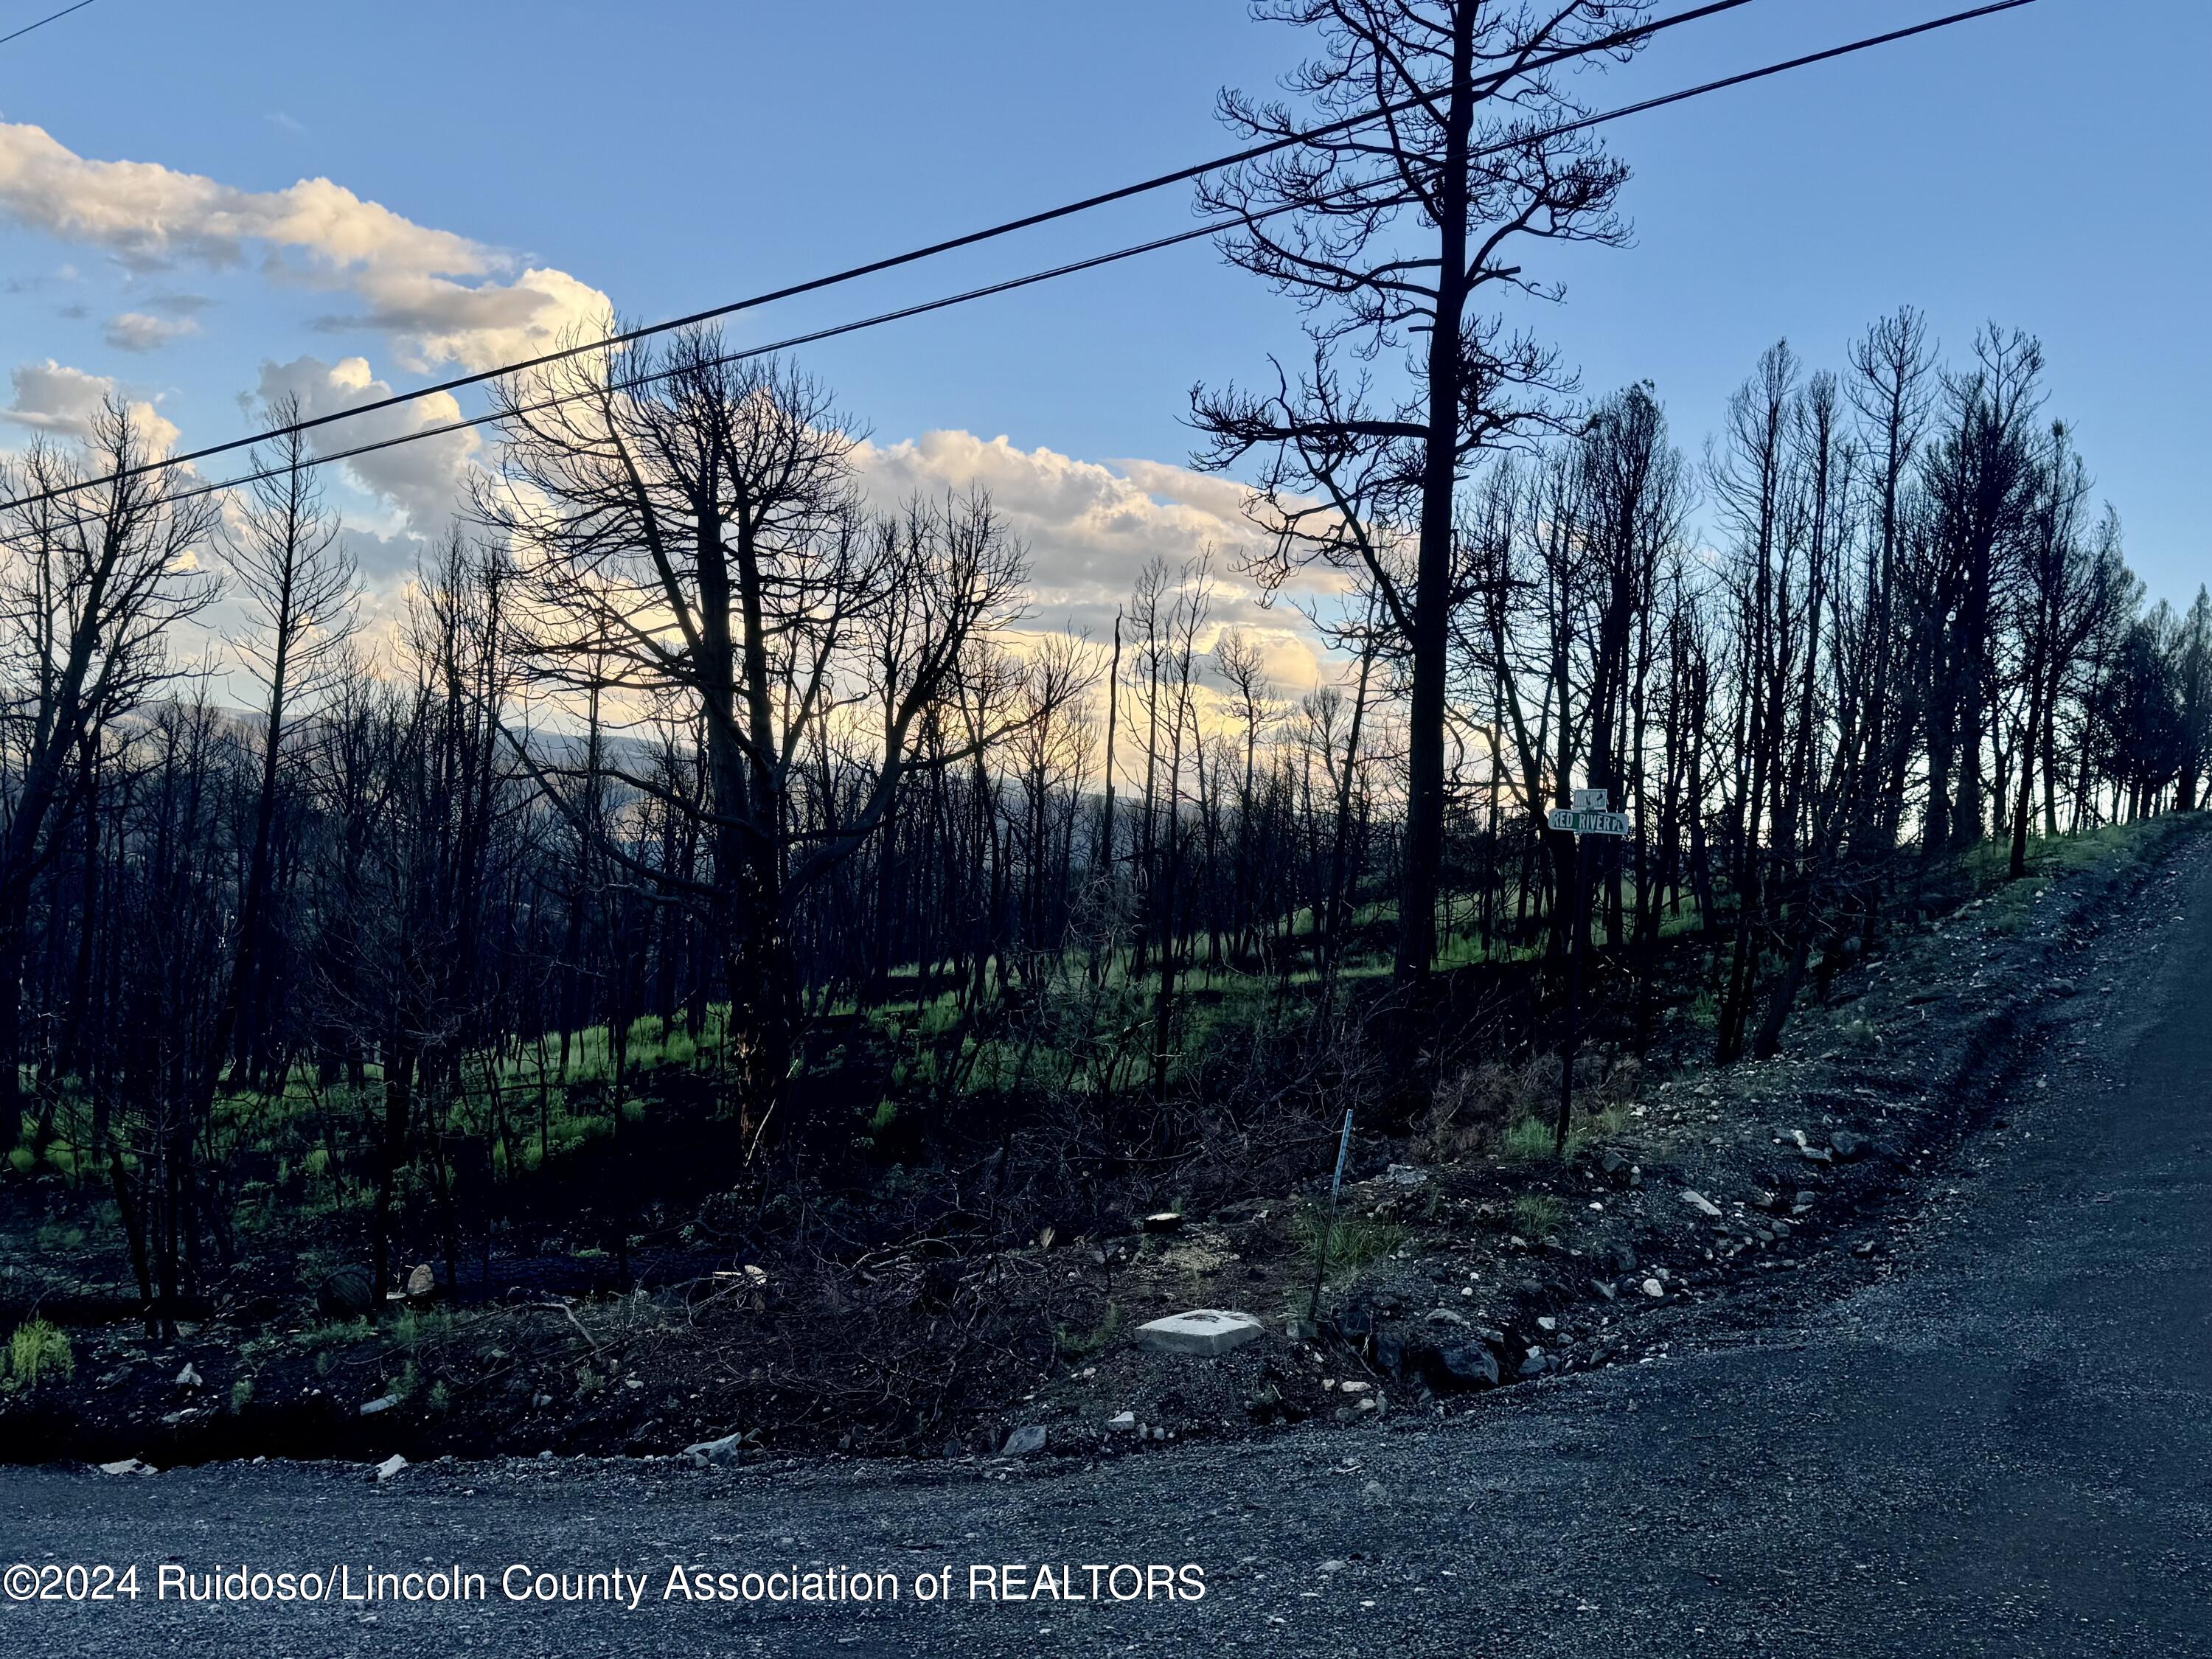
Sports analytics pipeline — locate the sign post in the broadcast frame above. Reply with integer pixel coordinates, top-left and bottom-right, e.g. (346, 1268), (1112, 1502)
(1546, 790), (1630, 1157)
(1307, 1108), (1355, 1323)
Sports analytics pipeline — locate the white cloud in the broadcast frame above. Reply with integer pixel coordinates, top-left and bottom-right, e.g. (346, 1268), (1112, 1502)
(4, 358), (178, 451)
(313, 264), (613, 374)
(253, 354), (479, 535)
(0, 120), (612, 371)
(104, 310), (199, 352)
(853, 429), (1349, 694)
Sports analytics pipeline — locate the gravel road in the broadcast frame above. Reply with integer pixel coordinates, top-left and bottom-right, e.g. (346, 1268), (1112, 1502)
(5, 838), (2208, 1658)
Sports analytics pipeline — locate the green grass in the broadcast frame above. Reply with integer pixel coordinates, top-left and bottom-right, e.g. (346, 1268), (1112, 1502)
(293, 1318), (370, 1353)
(1498, 1116), (1566, 1161)
(6, 1318), (72, 1389)
(1293, 1206), (1406, 1284)
(1511, 1194), (1566, 1237)
(1498, 1103), (1627, 1163)
(1054, 1301), (1124, 1360)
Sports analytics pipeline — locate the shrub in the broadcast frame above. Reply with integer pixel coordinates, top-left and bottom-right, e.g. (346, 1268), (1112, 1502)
(1416, 1059), (1554, 1161)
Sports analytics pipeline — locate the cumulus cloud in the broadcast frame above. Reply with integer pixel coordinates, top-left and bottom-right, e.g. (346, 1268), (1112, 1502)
(103, 310), (199, 352)
(4, 358), (178, 451)
(252, 353), (479, 533)
(0, 120), (612, 371)
(852, 430), (1351, 695)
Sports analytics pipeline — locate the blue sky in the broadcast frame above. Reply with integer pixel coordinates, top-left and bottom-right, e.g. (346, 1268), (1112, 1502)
(0, 0), (2204, 654)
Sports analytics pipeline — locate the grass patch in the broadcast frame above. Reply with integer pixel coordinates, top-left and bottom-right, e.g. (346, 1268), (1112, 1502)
(1293, 1206), (1406, 1284)
(293, 1318), (370, 1353)
(5, 1318), (72, 1389)
(1056, 1301), (1124, 1360)
(1511, 1194), (1566, 1237)
(1503, 1113), (1604, 1161)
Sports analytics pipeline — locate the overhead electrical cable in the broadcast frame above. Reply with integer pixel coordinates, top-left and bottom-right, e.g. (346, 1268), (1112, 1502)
(15, 0), (2040, 525)
(0, 0), (96, 49)
(0, 0), (1765, 511)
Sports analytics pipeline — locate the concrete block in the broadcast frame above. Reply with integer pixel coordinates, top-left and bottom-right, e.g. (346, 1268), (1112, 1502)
(1136, 1308), (1264, 1357)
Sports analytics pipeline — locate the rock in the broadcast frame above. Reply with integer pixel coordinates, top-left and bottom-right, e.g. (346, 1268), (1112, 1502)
(373, 1453), (407, 1481)
(175, 1363), (202, 1389)
(1604, 1243), (1639, 1275)
(1284, 1317), (1317, 1342)
(405, 1263), (435, 1299)
(316, 1268), (375, 1320)
(1641, 1278), (1665, 1298)
(358, 1394), (398, 1416)
(1681, 1189), (1722, 1217)
(1318, 1559), (1347, 1575)
(1425, 1307), (1468, 1327)
(1433, 1343), (1499, 1390)
(1374, 1334), (1403, 1376)
(1107, 1411), (1137, 1432)
(1519, 1351), (1551, 1378)
(1140, 1212), (1184, 1234)
(1383, 1164), (1428, 1186)
(1830, 1130), (1864, 1160)
(1800, 1144), (1834, 1164)
(97, 1458), (156, 1477)
(532, 1392), (553, 1408)
(1591, 1279), (1617, 1300)
(1136, 1308), (1263, 1357)
(682, 1432), (745, 1467)
(1000, 1425), (1048, 1457)
(2047, 978), (2079, 998)
(1598, 1150), (1629, 1181)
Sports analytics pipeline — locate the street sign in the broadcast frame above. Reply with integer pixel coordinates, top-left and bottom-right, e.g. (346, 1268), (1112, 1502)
(1548, 808), (1630, 837)
(1571, 788), (1609, 813)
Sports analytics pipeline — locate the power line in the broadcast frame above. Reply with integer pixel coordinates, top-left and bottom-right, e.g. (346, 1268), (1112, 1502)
(20, 0), (2040, 525)
(1, 0), (1764, 512)
(0, 0), (94, 48)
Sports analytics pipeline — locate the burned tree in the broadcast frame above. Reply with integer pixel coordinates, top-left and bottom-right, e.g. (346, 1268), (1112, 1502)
(1192, 0), (1641, 984)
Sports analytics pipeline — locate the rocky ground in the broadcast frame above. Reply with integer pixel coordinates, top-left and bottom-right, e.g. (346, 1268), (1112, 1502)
(941, 818), (2195, 1459)
(5, 815), (2207, 1657)
(4, 818), (2194, 1477)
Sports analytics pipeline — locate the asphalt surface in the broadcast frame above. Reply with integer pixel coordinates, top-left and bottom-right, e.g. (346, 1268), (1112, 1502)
(4, 842), (2209, 1658)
